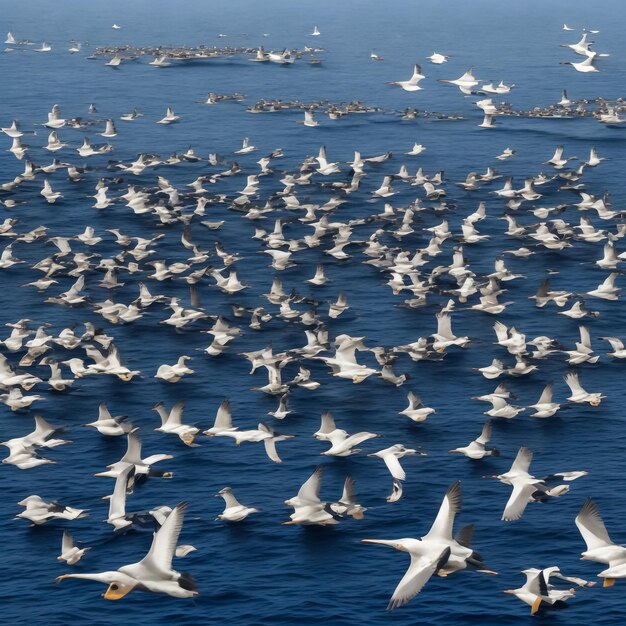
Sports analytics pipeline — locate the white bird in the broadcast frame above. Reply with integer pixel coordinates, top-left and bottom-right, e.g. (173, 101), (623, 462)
(602, 337), (626, 359)
(57, 502), (198, 599)
(157, 107), (180, 125)
(399, 391), (435, 422)
(427, 52), (449, 64)
(314, 411), (379, 457)
(449, 421), (499, 459)
(154, 356), (194, 383)
(406, 143), (426, 155)
(315, 334), (379, 383)
(587, 273), (620, 300)
(106, 465), (134, 531)
(330, 477), (367, 519)
(153, 401), (199, 446)
(431, 311), (469, 352)
(284, 466), (337, 526)
(368, 444), (420, 481)
(45, 105), (66, 129)
(486, 447), (586, 521)
(528, 384), (562, 418)
(386, 65), (426, 91)
(204, 400), (293, 463)
(362, 481), (496, 609)
(94, 428), (173, 479)
(564, 372), (604, 406)
(302, 109), (319, 127)
(58, 530), (90, 565)
(439, 68), (478, 94)
(235, 137), (256, 154)
(17, 495), (87, 525)
(560, 55), (599, 73)
(215, 487), (259, 521)
(503, 567), (578, 614)
(84, 402), (132, 436)
(576, 498), (626, 587)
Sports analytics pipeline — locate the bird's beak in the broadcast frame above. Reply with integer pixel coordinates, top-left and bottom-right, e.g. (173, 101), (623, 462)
(478, 569), (498, 575)
(361, 539), (394, 546)
(482, 475), (498, 479)
(282, 520), (297, 525)
(103, 581), (135, 600)
(502, 589), (514, 594)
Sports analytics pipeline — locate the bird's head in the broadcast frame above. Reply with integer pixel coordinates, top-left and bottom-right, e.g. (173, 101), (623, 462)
(103, 579), (138, 600)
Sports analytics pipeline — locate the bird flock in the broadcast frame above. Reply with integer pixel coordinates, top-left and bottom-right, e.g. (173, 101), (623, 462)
(2, 17), (626, 618)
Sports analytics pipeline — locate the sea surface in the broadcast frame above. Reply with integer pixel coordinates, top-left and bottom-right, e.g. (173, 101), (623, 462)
(1, 0), (626, 624)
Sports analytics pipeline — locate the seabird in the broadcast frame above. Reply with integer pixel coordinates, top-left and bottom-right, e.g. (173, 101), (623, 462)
(57, 502), (198, 599)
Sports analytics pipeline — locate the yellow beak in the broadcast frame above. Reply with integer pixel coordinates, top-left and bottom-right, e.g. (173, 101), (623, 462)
(103, 581), (135, 600)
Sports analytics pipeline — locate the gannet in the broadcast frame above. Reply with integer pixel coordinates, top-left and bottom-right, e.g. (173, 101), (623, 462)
(57, 502), (197, 599)
(84, 402), (132, 436)
(575, 498), (626, 587)
(563, 372), (604, 406)
(529, 384), (563, 418)
(427, 52), (449, 64)
(449, 421), (499, 459)
(235, 137), (256, 154)
(504, 567), (579, 614)
(330, 477), (367, 519)
(94, 428), (173, 478)
(45, 104), (66, 129)
(58, 530), (90, 565)
(386, 65), (426, 91)
(369, 444), (421, 481)
(314, 334), (379, 382)
(399, 391), (435, 422)
(106, 465), (135, 531)
(362, 482), (496, 609)
(560, 55), (599, 73)
(314, 411), (379, 456)
(302, 109), (319, 127)
(152, 401), (199, 446)
(438, 68), (478, 94)
(431, 311), (469, 352)
(406, 143), (426, 155)
(17, 495), (87, 525)
(485, 447), (586, 521)
(216, 487), (259, 521)
(602, 337), (626, 359)
(157, 107), (180, 124)
(204, 400), (293, 462)
(284, 466), (337, 525)
(154, 356), (194, 383)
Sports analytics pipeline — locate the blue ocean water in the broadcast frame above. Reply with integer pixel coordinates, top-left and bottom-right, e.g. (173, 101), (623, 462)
(1, 0), (626, 624)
